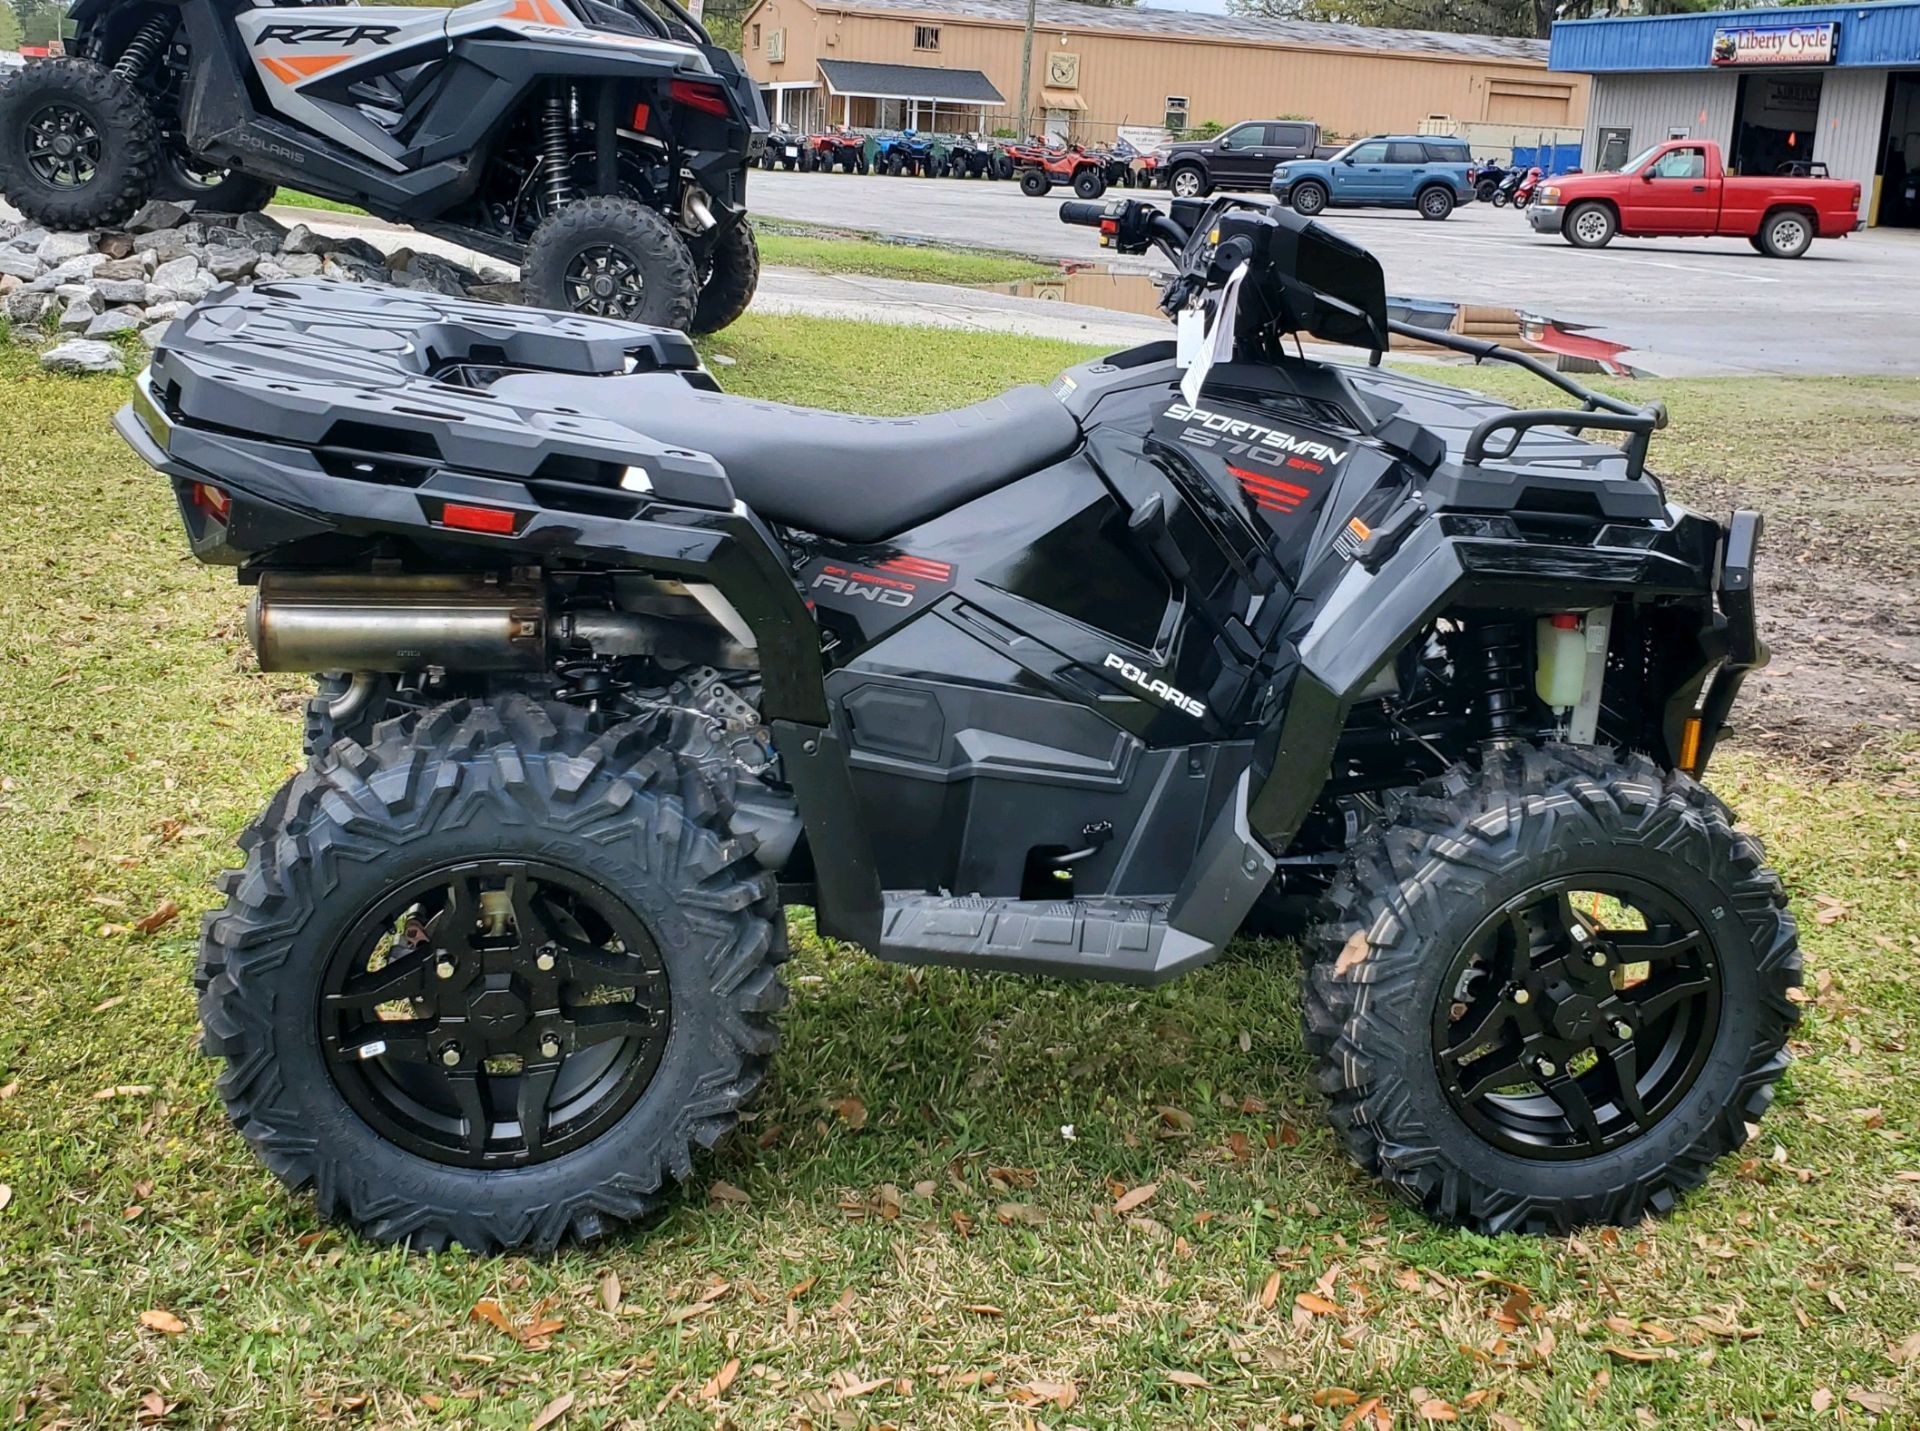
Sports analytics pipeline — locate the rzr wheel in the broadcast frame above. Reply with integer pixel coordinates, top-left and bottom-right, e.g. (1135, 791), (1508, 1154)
(1289, 180), (1328, 216)
(690, 220), (759, 336)
(1417, 185), (1455, 220)
(1303, 745), (1799, 1235)
(1759, 209), (1813, 259)
(0, 59), (157, 230)
(523, 197), (698, 331)
(1168, 165), (1207, 199)
(198, 696), (787, 1253)
(1071, 168), (1106, 200)
(1565, 201), (1617, 249)
(1018, 168), (1051, 197)
(153, 144), (276, 213)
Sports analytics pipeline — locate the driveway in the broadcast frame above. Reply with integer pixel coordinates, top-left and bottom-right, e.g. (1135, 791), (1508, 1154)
(750, 170), (1920, 378)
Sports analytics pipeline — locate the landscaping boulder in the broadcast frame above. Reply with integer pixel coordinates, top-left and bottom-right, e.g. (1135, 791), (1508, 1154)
(85, 309), (143, 338)
(280, 224), (333, 256)
(42, 339), (124, 374)
(129, 201), (191, 233)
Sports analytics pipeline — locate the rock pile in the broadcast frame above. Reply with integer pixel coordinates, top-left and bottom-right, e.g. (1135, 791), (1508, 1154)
(2, 200), (519, 375)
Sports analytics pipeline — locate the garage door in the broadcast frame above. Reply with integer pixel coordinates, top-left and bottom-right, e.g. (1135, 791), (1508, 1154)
(1487, 83), (1573, 126)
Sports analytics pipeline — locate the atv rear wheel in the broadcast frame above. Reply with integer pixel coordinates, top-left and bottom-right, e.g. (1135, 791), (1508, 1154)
(154, 144), (276, 213)
(1303, 745), (1799, 1235)
(690, 221), (759, 336)
(523, 197), (698, 331)
(1071, 167), (1106, 200)
(1018, 168), (1051, 197)
(199, 695), (787, 1252)
(0, 59), (158, 230)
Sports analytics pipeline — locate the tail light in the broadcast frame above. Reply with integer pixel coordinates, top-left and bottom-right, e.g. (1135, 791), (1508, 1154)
(669, 80), (730, 118)
(190, 481), (231, 521)
(630, 101), (651, 131)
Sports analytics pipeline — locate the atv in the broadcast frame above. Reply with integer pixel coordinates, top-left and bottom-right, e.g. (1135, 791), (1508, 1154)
(809, 125), (867, 174)
(764, 124), (809, 171)
(117, 195), (1798, 1253)
(945, 133), (1001, 179)
(0, 0), (765, 334)
(1010, 138), (1106, 199)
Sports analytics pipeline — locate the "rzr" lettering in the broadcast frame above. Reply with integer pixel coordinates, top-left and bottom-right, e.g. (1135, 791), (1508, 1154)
(254, 24), (401, 47)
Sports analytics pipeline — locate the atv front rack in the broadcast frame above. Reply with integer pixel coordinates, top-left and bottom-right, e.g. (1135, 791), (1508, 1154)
(1385, 318), (1667, 484)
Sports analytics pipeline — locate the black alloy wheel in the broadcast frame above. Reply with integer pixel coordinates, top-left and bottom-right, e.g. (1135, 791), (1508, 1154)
(523, 197), (698, 331)
(0, 59), (157, 228)
(23, 100), (103, 190)
(321, 859), (671, 1168)
(1433, 875), (1720, 1160)
(563, 242), (652, 319)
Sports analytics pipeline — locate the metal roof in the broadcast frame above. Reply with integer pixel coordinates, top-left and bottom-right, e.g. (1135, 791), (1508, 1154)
(1552, 1), (1920, 73)
(818, 0), (1552, 63)
(817, 58), (1007, 102)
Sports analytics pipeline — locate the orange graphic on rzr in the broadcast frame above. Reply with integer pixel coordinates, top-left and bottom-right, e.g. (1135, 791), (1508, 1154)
(258, 53), (354, 84)
(503, 0), (571, 24)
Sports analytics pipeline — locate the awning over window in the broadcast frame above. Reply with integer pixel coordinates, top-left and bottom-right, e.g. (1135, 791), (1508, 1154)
(1039, 89), (1087, 112)
(817, 58), (1005, 106)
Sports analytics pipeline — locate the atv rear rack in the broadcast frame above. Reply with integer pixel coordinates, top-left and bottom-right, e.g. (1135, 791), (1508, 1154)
(1385, 318), (1667, 483)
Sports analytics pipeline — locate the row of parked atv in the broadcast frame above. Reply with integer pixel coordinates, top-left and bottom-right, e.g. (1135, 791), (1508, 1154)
(761, 126), (1158, 200)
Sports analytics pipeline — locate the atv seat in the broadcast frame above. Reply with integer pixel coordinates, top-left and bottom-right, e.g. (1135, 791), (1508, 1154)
(487, 373), (1081, 544)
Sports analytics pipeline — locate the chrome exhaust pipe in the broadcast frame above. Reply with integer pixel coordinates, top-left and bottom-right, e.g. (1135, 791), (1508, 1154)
(247, 573), (548, 673)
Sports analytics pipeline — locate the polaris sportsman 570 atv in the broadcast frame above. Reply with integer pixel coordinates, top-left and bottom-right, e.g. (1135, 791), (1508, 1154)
(117, 196), (1797, 1253)
(0, 0), (764, 333)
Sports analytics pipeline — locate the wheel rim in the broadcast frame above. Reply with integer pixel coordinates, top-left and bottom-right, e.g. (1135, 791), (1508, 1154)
(1172, 171), (1200, 197)
(1423, 192), (1448, 216)
(171, 147), (229, 190)
(22, 102), (103, 190)
(1295, 187), (1322, 213)
(562, 243), (650, 319)
(1772, 218), (1806, 252)
(1431, 874), (1723, 1161)
(320, 859), (672, 1168)
(1575, 210), (1609, 244)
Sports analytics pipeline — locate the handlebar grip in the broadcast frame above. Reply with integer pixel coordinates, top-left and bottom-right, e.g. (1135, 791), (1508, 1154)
(1058, 200), (1106, 227)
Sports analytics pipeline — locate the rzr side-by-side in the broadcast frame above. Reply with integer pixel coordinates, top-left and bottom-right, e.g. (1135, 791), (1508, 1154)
(0, 0), (764, 332)
(117, 198), (1798, 1253)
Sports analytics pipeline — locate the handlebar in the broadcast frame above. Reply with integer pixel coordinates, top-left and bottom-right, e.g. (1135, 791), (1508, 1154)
(1057, 200), (1107, 227)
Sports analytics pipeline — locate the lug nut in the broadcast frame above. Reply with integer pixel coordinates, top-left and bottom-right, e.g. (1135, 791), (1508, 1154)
(540, 1034), (562, 1059)
(535, 950), (556, 972)
(1614, 1020), (1633, 1041)
(1512, 988), (1532, 1005)
(435, 957), (455, 980)
(1589, 950), (1609, 968)
(440, 1044), (462, 1067)
(1535, 1058), (1558, 1078)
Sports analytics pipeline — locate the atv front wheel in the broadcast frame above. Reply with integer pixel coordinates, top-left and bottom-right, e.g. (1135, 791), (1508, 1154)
(1018, 168), (1051, 197)
(198, 695), (787, 1252)
(690, 221), (759, 336)
(1303, 745), (1799, 1235)
(0, 59), (158, 230)
(154, 144), (276, 213)
(523, 197), (698, 331)
(1071, 168), (1106, 200)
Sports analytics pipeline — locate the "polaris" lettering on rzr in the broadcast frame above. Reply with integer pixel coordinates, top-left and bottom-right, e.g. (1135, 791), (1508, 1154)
(254, 23), (402, 47)
(1163, 402), (1350, 468)
(1103, 653), (1207, 719)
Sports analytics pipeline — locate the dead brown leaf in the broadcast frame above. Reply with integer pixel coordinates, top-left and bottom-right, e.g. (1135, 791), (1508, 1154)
(91, 994), (128, 1013)
(829, 1373), (890, 1400)
(0, 1184), (11, 1214)
(962, 1303), (1003, 1317)
(996, 1201), (1045, 1227)
(833, 1096), (869, 1130)
(138, 1308), (187, 1335)
(1890, 1331), (1920, 1365)
(700, 1358), (741, 1401)
(1419, 1398), (1459, 1422)
(1811, 1387), (1834, 1413)
(528, 1391), (574, 1431)
(1165, 1370), (1208, 1389)
(469, 1299), (518, 1340)
(1295, 1292), (1342, 1318)
(1340, 1397), (1384, 1431)
(1312, 1388), (1363, 1407)
(598, 1271), (621, 1315)
(1846, 1388), (1898, 1414)
(1604, 1344), (1670, 1363)
(133, 900), (180, 936)
(707, 1179), (751, 1205)
(1259, 1271), (1282, 1310)
(1333, 929), (1371, 976)
(1114, 1183), (1158, 1215)
(1019, 1379), (1078, 1410)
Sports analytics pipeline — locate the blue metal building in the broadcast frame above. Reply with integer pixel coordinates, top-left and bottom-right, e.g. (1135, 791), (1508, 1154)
(1549, 2), (1920, 225)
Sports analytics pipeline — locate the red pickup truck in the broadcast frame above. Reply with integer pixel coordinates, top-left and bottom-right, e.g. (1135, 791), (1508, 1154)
(1527, 139), (1862, 258)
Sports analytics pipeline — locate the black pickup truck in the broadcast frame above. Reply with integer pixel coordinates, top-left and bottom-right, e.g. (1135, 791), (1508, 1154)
(1158, 119), (1340, 198)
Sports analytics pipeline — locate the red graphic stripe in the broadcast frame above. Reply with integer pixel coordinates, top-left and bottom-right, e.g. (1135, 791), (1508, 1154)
(877, 555), (953, 581)
(1228, 465), (1311, 499)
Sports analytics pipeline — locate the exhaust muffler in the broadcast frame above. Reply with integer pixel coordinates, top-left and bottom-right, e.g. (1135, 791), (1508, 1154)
(247, 573), (549, 673)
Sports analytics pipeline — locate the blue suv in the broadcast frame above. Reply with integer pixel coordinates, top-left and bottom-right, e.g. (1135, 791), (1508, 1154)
(1270, 136), (1475, 221)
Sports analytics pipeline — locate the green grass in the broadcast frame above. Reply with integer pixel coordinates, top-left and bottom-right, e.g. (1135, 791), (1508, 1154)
(3, 319), (1920, 1429)
(271, 188), (370, 218)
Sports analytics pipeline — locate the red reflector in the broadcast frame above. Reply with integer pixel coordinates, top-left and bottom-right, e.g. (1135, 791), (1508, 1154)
(440, 502), (517, 535)
(1549, 612), (1582, 630)
(190, 482), (231, 520)
(669, 80), (729, 117)
(631, 101), (651, 130)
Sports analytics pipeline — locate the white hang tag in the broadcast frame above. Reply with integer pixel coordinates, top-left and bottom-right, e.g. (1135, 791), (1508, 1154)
(1180, 259), (1249, 406)
(1175, 305), (1205, 369)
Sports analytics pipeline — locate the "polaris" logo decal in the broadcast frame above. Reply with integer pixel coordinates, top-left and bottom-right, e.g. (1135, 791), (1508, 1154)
(1103, 653), (1206, 719)
(1164, 402), (1350, 467)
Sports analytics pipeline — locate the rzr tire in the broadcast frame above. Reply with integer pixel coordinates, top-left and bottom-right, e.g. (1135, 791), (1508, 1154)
(1565, 200), (1617, 249)
(1302, 745), (1799, 1235)
(1289, 180), (1328, 216)
(1417, 185), (1455, 220)
(1168, 165), (1208, 199)
(1071, 168), (1106, 200)
(1759, 208), (1813, 259)
(197, 695), (788, 1253)
(523, 197), (698, 331)
(0, 59), (158, 230)
(153, 145), (277, 213)
(690, 220), (759, 336)
(1018, 168), (1051, 197)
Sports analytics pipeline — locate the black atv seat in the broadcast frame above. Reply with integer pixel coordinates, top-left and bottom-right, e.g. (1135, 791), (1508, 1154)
(487, 373), (1082, 544)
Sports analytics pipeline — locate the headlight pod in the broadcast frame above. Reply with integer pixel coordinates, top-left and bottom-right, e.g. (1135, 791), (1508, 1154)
(1272, 166), (1291, 180)
(1538, 185), (1561, 203)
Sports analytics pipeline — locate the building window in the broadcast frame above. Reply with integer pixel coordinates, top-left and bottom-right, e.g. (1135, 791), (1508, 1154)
(914, 25), (940, 51)
(750, 23), (760, 48)
(1596, 127), (1632, 171)
(1164, 95), (1189, 132)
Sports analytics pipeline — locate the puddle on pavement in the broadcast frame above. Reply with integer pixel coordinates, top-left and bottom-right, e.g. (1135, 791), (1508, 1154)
(988, 267), (1641, 378)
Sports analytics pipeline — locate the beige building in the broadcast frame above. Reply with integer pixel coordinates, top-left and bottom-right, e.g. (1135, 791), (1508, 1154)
(738, 0), (1588, 146)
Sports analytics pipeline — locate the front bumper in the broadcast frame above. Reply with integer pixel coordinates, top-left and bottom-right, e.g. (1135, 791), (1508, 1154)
(1527, 202), (1565, 233)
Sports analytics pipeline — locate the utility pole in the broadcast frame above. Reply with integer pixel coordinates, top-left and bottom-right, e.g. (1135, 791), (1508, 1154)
(1017, 0), (1036, 139)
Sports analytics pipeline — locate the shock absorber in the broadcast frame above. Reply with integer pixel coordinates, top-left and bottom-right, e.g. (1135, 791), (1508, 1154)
(1475, 620), (1528, 743)
(541, 87), (575, 212)
(113, 12), (175, 81)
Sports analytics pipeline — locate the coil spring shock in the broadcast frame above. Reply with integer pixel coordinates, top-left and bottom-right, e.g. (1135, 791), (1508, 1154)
(541, 88), (575, 212)
(1475, 620), (1528, 743)
(113, 13), (174, 80)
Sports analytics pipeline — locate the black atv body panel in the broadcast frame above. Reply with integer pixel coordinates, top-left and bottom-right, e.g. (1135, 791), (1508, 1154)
(120, 274), (1764, 982)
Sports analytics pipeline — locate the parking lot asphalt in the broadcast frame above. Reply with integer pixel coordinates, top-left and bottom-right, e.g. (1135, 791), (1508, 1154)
(751, 170), (1920, 378)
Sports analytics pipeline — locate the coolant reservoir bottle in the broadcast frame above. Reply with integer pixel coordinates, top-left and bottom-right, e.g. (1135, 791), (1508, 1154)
(1535, 613), (1586, 710)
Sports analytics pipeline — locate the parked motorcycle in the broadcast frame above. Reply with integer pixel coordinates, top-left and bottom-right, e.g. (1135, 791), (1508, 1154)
(1512, 166), (1545, 210)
